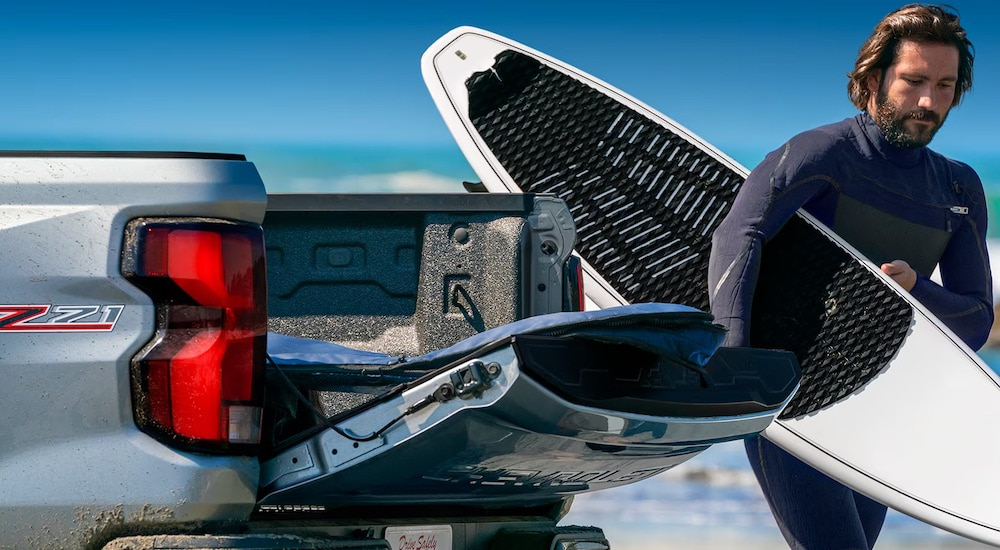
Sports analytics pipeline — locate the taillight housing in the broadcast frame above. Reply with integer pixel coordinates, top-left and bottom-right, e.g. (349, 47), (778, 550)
(122, 218), (266, 453)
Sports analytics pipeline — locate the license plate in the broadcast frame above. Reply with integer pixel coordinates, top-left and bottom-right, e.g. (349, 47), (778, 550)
(384, 525), (452, 550)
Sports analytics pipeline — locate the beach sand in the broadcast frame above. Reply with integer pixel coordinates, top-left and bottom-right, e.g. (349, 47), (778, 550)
(594, 528), (993, 549)
(564, 516), (994, 549)
(559, 441), (994, 549)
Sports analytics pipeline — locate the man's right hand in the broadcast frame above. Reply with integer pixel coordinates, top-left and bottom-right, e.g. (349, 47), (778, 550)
(880, 260), (917, 291)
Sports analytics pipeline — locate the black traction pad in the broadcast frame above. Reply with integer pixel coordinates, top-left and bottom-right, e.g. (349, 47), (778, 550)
(465, 49), (912, 418)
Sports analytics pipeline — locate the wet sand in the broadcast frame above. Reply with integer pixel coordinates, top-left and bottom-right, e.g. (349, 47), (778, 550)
(588, 524), (994, 549)
(559, 440), (994, 550)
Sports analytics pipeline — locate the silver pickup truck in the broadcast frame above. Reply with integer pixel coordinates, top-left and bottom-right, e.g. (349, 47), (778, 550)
(0, 152), (799, 550)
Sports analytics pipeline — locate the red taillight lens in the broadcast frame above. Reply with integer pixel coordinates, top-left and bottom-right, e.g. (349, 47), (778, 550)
(123, 219), (266, 453)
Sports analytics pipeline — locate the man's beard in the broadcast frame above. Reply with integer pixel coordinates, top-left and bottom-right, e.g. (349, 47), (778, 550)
(872, 87), (947, 149)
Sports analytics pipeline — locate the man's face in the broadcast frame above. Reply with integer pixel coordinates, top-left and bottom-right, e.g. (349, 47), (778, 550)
(867, 40), (959, 148)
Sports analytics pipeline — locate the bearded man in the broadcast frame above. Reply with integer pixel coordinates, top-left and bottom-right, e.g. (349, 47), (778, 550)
(707, 4), (992, 549)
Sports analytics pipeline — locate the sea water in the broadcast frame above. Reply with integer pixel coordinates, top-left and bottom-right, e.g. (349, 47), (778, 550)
(248, 142), (476, 195)
(256, 144), (999, 548)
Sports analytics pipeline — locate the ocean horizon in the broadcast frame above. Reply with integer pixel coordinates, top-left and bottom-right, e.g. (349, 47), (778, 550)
(244, 141), (1000, 229)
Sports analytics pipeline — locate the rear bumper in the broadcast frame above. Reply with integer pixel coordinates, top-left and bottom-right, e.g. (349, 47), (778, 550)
(100, 524), (609, 550)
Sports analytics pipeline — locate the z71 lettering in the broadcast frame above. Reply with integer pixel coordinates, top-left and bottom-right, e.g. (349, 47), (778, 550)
(0, 304), (124, 332)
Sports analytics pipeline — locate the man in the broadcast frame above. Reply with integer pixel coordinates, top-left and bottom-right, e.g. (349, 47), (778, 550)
(707, 4), (992, 549)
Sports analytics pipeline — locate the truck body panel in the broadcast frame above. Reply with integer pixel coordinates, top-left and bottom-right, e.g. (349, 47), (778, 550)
(0, 154), (267, 549)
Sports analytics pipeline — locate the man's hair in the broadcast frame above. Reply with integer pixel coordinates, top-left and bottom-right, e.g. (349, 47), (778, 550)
(848, 4), (974, 111)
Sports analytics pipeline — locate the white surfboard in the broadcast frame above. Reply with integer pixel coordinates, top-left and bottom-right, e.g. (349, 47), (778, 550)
(422, 26), (1000, 545)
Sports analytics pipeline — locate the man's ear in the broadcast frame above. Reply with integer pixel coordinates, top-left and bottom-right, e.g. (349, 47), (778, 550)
(865, 74), (881, 111)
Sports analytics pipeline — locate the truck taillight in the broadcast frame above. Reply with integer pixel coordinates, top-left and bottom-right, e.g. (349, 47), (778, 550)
(122, 219), (266, 453)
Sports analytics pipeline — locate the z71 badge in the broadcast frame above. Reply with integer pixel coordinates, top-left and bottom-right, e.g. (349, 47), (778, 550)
(0, 305), (124, 332)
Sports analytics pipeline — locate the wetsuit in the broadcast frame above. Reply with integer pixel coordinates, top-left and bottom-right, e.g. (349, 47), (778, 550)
(707, 112), (993, 549)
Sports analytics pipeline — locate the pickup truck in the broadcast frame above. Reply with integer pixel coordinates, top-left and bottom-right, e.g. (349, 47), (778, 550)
(0, 152), (799, 549)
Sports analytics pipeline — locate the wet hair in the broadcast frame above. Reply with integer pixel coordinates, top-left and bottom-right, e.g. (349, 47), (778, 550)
(848, 4), (974, 110)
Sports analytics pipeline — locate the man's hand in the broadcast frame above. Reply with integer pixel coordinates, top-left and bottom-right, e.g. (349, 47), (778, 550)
(880, 260), (917, 291)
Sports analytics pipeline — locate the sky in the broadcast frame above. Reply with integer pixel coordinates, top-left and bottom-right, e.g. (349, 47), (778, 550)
(1, 1), (997, 175)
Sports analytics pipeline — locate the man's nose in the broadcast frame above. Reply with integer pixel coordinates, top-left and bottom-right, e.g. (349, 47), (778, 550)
(917, 91), (935, 110)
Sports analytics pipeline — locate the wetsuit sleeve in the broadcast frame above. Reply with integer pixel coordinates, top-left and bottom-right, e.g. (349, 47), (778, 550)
(908, 170), (994, 350)
(708, 141), (829, 347)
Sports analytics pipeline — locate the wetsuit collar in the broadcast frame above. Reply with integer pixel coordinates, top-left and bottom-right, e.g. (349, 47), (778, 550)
(859, 111), (926, 168)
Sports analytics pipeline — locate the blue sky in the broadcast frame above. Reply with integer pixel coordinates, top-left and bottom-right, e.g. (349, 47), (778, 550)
(1, 1), (996, 175)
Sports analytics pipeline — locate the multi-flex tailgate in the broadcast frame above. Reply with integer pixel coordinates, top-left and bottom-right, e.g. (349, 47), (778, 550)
(258, 304), (799, 510)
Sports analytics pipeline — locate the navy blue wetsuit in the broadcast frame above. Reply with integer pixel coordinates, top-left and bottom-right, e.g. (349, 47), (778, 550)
(707, 112), (993, 549)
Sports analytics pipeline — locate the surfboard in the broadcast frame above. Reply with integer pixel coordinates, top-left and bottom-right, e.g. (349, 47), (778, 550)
(422, 26), (1000, 545)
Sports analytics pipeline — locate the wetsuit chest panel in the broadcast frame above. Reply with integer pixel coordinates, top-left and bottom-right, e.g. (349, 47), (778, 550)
(832, 194), (951, 277)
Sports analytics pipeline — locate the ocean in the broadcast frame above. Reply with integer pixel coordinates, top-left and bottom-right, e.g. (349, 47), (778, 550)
(246, 143), (478, 195)
(255, 143), (1000, 549)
